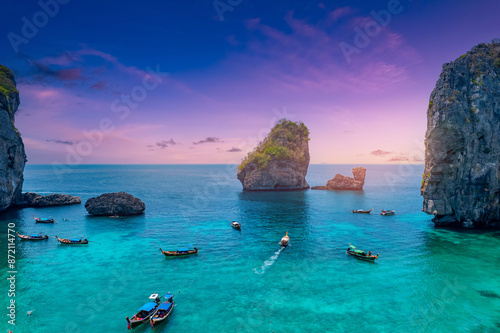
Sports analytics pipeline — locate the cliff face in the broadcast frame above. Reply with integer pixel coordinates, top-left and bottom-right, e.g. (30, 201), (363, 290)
(422, 40), (500, 228)
(0, 65), (26, 211)
(237, 119), (310, 191)
(312, 167), (366, 191)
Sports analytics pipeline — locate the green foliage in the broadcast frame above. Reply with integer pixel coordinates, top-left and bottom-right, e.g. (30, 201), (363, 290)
(428, 100), (433, 111)
(238, 118), (309, 170)
(495, 59), (500, 68)
(11, 120), (20, 136)
(0, 65), (18, 102)
(459, 54), (466, 59)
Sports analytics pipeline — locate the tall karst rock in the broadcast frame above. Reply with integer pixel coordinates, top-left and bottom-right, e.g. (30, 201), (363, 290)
(0, 65), (26, 211)
(422, 40), (500, 228)
(237, 119), (310, 191)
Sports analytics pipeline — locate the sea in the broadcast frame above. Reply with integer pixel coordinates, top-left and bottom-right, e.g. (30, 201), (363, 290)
(0, 164), (499, 333)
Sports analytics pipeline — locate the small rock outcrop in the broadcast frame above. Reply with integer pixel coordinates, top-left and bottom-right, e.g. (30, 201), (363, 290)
(17, 193), (81, 207)
(0, 65), (26, 211)
(312, 167), (366, 190)
(237, 119), (310, 191)
(85, 192), (146, 216)
(422, 40), (500, 228)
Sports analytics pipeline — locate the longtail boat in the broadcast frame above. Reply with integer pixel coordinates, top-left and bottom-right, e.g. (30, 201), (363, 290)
(159, 247), (198, 257)
(33, 215), (54, 223)
(55, 236), (89, 245)
(346, 244), (378, 261)
(232, 220), (241, 229)
(150, 294), (174, 328)
(352, 208), (373, 214)
(126, 293), (161, 330)
(280, 232), (290, 247)
(17, 232), (49, 241)
(380, 210), (396, 216)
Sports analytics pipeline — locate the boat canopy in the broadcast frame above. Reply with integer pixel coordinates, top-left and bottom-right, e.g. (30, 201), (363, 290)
(349, 244), (357, 249)
(354, 249), (365, 254)
(177, 248), (189, 252)
(158, 302), (173, 310)
(30, 234), (40, 237)
(138, 302), (157, 312)
(70, 238), (81, 242)
(164, 294), (173, 299)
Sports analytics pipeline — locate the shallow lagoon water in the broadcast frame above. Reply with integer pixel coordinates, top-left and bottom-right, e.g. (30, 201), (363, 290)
(1, 164), (499, 332)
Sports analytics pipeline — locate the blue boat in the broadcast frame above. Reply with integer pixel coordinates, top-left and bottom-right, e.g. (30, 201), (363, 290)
(17, 232), (49, 241)
(150, 294), (174, 327)
(126, 294), (161, 329)
(55, 236), (89, 244)
(33, 215), (54, 223)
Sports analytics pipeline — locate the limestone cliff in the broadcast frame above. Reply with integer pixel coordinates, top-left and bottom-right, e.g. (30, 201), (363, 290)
(237, 119), (310, 191)
(422, 40), (500, 228)
(312, 167), (366, 191)
(0, 65), (26, 211)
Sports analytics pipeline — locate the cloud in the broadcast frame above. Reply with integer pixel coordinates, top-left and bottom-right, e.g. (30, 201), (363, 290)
(329, 7), (353, 21)
(90, 80), (107, 90)
(387, 155), (424, 162)
(371, 150), (393, 156)
(46, 139), (75, 145)
(193, 137), (221, 145)
(30, 61), (83, 82)
(387, 155), (409, 162)
(227, 147), (242, 152)
(156, 139), (178, 149)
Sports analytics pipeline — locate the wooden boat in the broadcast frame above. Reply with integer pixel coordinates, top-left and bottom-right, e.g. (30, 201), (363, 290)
(55, 236), (89, 244)
(232, 220), (241, 229)
(159, 247), (198, 257)
(150, 294), (174, 327)
(381, 210), (396, 216)
(33, 215), (54, 223)
(280, 232), (290, 247)
(346, 244), (378, 261)
(352, 208), (373, 214)
(17, 232), (49, 241)
(126, 294), (161, 330)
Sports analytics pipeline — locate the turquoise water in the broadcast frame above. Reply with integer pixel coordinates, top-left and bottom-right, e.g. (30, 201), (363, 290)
(1, 164), (499, 332)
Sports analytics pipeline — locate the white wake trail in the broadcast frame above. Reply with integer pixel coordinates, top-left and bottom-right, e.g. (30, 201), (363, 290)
(253, 247), (284, 275)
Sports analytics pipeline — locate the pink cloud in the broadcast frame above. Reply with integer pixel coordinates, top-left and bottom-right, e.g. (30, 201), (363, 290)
(330, 7), (353, 21)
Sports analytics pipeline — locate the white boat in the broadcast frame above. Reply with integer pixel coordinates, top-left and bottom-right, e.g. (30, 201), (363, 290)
(280, 232), (290, 247)
(232, 220), (241, 229)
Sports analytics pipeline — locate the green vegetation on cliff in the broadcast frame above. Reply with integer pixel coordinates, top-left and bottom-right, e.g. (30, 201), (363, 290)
(0, 65), (18, 97)
(239, 119), (309, 170)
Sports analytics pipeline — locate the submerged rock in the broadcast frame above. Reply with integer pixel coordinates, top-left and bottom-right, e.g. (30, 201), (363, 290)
(422, 39), (500, 228)
(312, 167), (366, 191)
(17, 193), (81, 207)
(85, 192), (145, 216)
(237, 119), (310, 191)
(0, 65), (26, 211)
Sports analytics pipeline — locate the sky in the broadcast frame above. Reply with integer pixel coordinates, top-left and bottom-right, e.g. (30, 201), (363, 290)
(1, 0), (499, 165)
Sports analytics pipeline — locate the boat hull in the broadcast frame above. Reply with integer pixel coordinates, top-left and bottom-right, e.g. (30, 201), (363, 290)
(160, 248), (198, 256)
(17, 233), (49, 241)
(352, 209), (372, 214)
(151, 304), (174, 326)
(55, 237), (89, 245)
(346, 250), (377, 261)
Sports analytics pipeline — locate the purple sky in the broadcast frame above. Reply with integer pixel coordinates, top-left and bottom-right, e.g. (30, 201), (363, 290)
(3, 0), (499, 164)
